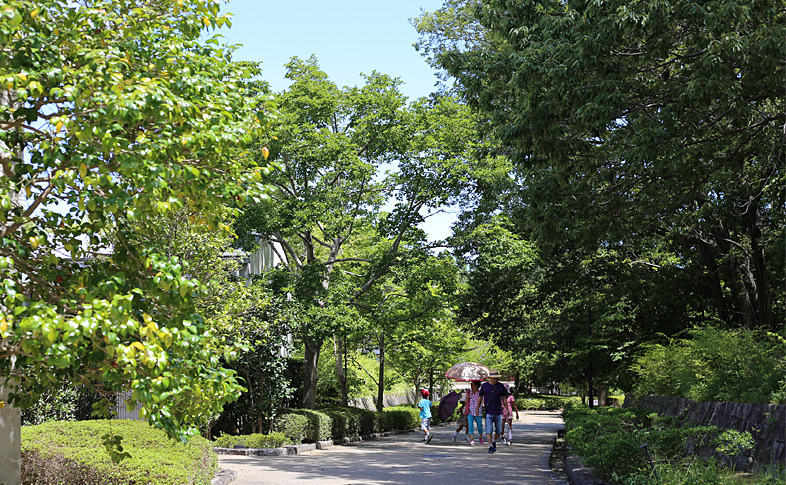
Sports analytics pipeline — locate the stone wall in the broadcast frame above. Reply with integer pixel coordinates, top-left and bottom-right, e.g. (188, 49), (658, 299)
(349, 392), (417, 411)
(627, 394), (785, 468)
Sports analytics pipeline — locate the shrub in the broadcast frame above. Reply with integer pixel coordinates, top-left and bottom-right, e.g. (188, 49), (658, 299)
(516, 394), (582, 410)
(632, 328), (786, 404)
(562, 402), (758, 484)
(318, 404), (378, 439)
(380, 406), (420, 431)
(280, 409), (332, 441)
(213, 432), (290, 449)
(271, 413), (310, 444)
(21, 420), (216, 485)
(20, 382), (104, 426)
(582, 431), (647, 480)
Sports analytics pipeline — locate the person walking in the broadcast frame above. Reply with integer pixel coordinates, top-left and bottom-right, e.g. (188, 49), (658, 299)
(476, 370), (510, 453)
(418, 389), (434, 443)
(466, 381), (484, 445)
(452, 394), (469, 442)
(501, 383), (519, 445)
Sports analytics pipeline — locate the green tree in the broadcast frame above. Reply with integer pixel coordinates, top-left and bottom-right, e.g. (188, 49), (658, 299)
(416, 0), (786, 330)
(455, 219), (712, 393)
(352, 252), (460, 411)
(236, 57), (479, 408)
(0, 0), (273, 444)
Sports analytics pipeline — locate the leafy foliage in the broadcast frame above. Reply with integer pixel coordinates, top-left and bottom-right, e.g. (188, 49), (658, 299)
(20, 381), (103, 425)
(318, 404), (379, 439)
(208, 281), (296, 436)
(563, 403), (756, 483)
(235, 56), (481, 408)
(0, 0), (275, 444)
(279, 408), (333, 442)
(415, 0), (786, 331)
(633, 328), (786, 403)
(379, 405), (422, 431)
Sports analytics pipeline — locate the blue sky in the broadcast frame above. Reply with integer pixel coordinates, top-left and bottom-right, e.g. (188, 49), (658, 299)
(215, 0), (458, 242)
(217, 0), (445, 101)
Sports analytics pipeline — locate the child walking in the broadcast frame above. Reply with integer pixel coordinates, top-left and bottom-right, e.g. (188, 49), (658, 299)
(501, 384), (520, 445)
(452, 395), (469, 441)
(418, 389), (433, 443)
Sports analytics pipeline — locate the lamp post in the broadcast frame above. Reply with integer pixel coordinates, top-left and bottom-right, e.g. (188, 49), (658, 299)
(588, 302), (593, 409)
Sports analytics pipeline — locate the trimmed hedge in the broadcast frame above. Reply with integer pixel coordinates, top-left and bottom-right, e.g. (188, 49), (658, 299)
(21, 420), (216, 485)
(217, 401), (457, 448)
(271, 413), (310, 444)
(280, 409), (332, 442)
(516, 394), (581, 410)
(380, 405), (420, 431)
(214, 432), (290, 449)
(318, 404), (378, 438)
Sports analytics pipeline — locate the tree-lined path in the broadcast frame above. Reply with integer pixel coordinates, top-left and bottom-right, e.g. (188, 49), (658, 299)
(218, 411), (565, 485)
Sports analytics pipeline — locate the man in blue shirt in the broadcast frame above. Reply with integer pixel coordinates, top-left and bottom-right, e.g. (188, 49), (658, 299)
(476, 370), (510, 453)
(418, 389), (433, 443)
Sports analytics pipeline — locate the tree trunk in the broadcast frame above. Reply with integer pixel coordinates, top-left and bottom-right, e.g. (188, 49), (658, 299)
(598, 386), (607, 407)
(695, 238), (729, 323)
(747, 204), (772, 328)
(334, 334), (347, 406)
(302, 340), (321, 409)
(256, 373), (266, 434)
(0, 380), (21, 485)
(427, 368), (434, 401)
(376, 332), (385, 413)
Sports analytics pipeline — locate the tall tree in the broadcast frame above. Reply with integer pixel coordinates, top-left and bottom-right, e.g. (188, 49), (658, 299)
(0, 0), (273, 448)
(416, 0), (786, 330)
(236, 58), (480, 408)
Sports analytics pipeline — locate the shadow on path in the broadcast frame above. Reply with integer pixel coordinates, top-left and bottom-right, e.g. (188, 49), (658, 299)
(219, 411), (565, 485)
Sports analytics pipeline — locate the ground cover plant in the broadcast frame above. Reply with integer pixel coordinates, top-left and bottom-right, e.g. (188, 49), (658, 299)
(562, 403), (785, 485)
(21, 420), (216, 485)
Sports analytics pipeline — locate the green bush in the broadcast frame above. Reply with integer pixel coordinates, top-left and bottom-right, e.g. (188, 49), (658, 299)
(380, 405), (420, 431)
(19, 382), (104, 426)
(213, 432), (290, 449)
(21, 420), (216, 485)
(562, 402), (759, 484)
(280, 409), (332, 442)
(271, 413), (310, 444)
(318, 404), (378, 439)
(516, 394), (582, 410)
(633, 328), (786, 404)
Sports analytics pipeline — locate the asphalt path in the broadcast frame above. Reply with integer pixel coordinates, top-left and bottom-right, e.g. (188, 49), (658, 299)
(218, 411), (565, 485)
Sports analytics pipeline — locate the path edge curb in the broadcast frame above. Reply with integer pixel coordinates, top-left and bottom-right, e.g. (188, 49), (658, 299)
(211, 468), (237, 485)
(212, 428), (417, 457)
(540, 432), (569, 485)
(564, 447), (611, 485)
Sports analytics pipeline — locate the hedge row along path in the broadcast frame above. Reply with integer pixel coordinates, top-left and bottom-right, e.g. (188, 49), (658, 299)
(218, 411), (565, 484)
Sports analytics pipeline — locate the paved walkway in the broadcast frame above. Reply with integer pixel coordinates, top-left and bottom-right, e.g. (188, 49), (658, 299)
(218, 411), (565, 485)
